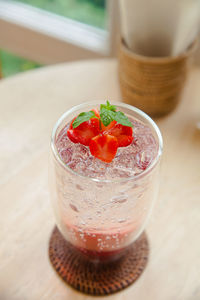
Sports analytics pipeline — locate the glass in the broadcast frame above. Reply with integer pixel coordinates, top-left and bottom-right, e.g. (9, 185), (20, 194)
(15, 0), (106, 29)
(49, 102), (163, 263)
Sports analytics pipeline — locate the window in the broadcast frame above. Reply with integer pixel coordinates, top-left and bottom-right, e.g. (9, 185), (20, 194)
(0, 0), (117, 64)
(16, 0), (106, 29)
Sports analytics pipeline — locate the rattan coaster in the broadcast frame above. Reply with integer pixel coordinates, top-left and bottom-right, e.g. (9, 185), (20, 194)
(49, 226), (149, 296)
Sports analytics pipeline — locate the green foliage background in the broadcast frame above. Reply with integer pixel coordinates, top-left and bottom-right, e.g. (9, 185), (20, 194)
(17, 0), (106, 28)
(0, 0), (105, 77)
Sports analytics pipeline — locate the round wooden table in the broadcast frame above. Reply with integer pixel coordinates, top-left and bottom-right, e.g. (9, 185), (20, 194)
(0, 59), (200, 300)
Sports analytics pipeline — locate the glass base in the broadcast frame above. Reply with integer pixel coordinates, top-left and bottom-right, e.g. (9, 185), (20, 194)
(49, 226), (149, 295)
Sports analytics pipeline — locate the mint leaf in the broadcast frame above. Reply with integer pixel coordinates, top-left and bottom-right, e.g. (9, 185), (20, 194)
(100, 108), (115, 127)
(72, 111), (96, 128)
(106, 100), (116, 112)
(72, 101), (133, 130)
(100, 100), (116, 112)
(113, 111), (133, 127)
(100, 101), (116, 127)
(100, 101), (133, 128)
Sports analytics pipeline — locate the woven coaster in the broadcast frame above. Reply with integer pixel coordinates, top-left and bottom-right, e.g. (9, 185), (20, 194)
(49, 226), (149, 296)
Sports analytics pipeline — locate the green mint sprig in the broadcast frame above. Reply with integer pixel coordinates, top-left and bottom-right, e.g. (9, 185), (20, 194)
(72, 101), (133, 128)
(100, 101), (133, 127)
(72, 111), (97, 128)
(112, 111), (133, 127)
(100, 101), (116, 112)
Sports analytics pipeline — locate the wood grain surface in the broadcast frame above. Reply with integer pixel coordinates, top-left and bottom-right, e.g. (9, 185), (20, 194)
(0, 59), (200, 300)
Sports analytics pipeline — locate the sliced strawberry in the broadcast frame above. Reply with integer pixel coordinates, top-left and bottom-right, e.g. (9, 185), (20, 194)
(92, 108), (100, 119)
(69, 109), (100, 130)
(106, 123), (133, 147)
(116, 135), (133, 147)
(67, 129), (80, 144)
(101, 120), (117, 132)
(69, 117), (76, 129)
(89, 134), (118, 163)
(67, 118), (100, 146)
(108, 123), (133, 136)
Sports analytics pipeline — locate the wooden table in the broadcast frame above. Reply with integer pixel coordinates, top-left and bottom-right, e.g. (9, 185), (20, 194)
(0, 59), (200, 300)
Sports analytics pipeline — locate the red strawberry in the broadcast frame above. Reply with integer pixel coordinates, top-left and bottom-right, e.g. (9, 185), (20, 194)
(101, 120), (117, 132)
(69, 109), (100, 130)
(67, 118), (100, 146)
(69, 117), (76, 129)
(92, 108), (100, 119)
(116, 135), (133, 147)
(106, 123), (133, 147)
(89, 134), (118, 163)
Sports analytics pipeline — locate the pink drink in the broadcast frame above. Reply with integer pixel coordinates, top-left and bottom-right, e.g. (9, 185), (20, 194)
(50, 102), (162, 263)
(56, 119), (157, 179)
(52, 113), (159, 261)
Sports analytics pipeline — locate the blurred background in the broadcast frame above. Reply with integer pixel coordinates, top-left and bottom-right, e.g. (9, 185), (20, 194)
(0, 0), (118, 77)
(0, 0), (199, 78)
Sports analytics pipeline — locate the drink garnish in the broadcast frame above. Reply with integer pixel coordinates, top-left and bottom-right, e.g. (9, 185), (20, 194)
(104, 123), (133, 147)
(89, 134), (118, 163)
(67, 117), (100, 146)
(100, 101), (133, 128)
(67, 101), (133, 162)
(72, 111), (98, 128)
